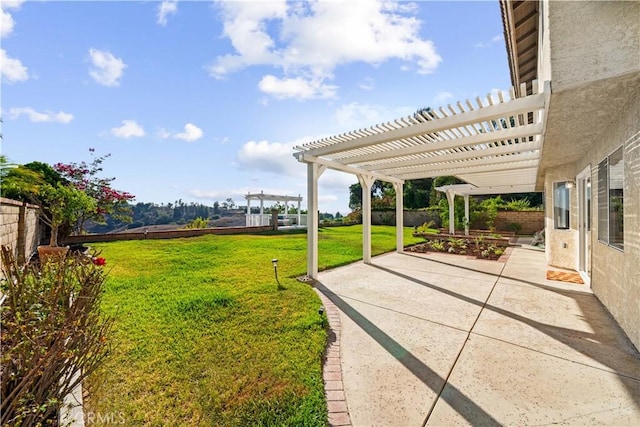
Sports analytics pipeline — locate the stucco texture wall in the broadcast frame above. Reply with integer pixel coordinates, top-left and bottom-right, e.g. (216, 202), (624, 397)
(549, 1), (640, 92)
(586, 94), (640, 350)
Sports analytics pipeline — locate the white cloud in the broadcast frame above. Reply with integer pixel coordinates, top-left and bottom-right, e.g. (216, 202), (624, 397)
(210, 0), (441, 100)
(9, 107), (73, 123)
(0, 48), (28, 83)
(110, 120), (145, 138)
(319, 169), (357, 191)
(174, 123), (203, 142)
(475, 34), (504, 49)
(1, 0), (24, 38)
(157, 129), (172, 139)
(433, 91), (454, 105)
(157, 1), (177, 26)
(159, 123), (204, 142)
(236, 139), (306, 178)
(258, 75), (337, 100)
(187, 188), (249, 201)
(334, 102), (414, 130)
(358, 77), (375, 91)
(1, 0), (25, 8)
(1, 8), (15, 38)
(88, 48), (126, 87)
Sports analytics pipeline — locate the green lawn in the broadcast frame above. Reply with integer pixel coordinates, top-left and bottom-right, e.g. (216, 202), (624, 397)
(86, 225), (422, 426)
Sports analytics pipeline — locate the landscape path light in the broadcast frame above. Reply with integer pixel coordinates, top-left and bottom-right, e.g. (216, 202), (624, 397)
(272, 258), (283, 290)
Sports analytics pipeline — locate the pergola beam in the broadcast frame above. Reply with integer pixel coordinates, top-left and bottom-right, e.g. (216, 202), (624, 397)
(361, 138), (541, 172)
(378, 151), (540, 177)
(342, 122), (543, 166)
(302, 92), (545, 158)
(394, 158), (539, 180)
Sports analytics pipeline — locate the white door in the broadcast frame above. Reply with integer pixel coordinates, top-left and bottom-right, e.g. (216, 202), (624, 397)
(577, 168), (591, 283)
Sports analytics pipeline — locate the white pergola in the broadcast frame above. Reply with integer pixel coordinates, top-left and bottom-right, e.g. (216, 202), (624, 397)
(244, 191), (303, 226)
(294, 80), (550, 279)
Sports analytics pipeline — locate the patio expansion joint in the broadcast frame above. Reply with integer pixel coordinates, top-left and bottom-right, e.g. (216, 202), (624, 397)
(421, 259), (508, 427)
(313, 288), (352, 427)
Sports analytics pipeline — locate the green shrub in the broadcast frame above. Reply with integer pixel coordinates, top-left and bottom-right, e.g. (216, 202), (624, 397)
(507, 222), (522, 233)
(504, 198), (531, 211)
(183, 217), (210, 229)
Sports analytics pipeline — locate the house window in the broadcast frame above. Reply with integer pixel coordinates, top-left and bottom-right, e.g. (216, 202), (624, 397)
(597, 147), (624, 250)
(553, 182), (570, 229)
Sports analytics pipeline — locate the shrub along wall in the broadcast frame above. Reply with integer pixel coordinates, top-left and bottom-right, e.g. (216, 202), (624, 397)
(371, 210), (441, 227)
(371, 209), (543, 234)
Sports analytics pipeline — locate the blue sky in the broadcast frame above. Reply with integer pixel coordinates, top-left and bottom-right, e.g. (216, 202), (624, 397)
(1, 0), (510, 215)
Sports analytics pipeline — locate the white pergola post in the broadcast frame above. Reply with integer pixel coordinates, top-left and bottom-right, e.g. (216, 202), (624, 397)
(446, 189), (456, 235)
(359, 175), (375, 264)
(394, 182), (404, 253)
(284, 202), (289, 216)
(464, 195), (470, 236)
(246, 197), (251, 226)
(259, 192), (264, 225)
(307, 163), (326, 279)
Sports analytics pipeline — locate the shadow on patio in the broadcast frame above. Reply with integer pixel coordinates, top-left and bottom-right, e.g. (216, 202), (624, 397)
(314, 247), (640, 426)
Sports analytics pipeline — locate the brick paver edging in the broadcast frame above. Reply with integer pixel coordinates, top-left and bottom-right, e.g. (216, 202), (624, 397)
(298, 276), (352, 427)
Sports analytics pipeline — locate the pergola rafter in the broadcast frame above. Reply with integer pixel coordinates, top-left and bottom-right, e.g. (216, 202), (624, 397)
(294, 80), (550, 278)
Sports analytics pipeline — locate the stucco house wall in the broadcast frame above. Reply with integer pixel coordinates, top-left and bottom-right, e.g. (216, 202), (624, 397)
(540, 0), (640, 349)
(548, 0), (639, 92)
(585, 95), (640, 350)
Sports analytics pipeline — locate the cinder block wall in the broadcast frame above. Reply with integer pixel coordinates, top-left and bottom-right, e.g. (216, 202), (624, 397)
(0, 199), (21, 260)
(494, 211), (545, 234)
(0, 197), (41, 264)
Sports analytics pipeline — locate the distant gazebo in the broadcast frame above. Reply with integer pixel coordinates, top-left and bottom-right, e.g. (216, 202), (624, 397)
(244, 191), (304, 227)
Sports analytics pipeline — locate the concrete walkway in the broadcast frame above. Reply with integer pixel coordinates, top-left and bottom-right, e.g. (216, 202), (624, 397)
(315, 247), (640, 426)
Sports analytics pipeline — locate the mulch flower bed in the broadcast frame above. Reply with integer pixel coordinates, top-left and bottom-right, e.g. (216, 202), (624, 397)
(408, 233), (510, 260)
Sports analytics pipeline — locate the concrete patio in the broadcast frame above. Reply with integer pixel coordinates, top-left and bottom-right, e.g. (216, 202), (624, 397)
(315, 246), (640, 426)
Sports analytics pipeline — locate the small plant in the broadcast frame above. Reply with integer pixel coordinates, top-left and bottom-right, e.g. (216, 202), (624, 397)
(447, 238), (466, 250)
(507, 222), (522, 234)
(415, 221), (435, 234)
(429, 240), (445, 251)
(474, 235), (484, 253)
